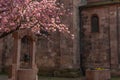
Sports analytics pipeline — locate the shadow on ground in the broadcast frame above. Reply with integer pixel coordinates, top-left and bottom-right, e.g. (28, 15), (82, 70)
(0, 75), (83, 80)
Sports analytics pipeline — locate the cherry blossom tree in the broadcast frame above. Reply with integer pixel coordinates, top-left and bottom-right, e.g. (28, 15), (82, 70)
(0, 0), (73, 38)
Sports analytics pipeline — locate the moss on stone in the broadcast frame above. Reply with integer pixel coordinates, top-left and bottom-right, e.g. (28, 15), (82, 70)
(53, 69), (81, 78)
(38, 68), (55, 77)
(38, 68), (82, 78)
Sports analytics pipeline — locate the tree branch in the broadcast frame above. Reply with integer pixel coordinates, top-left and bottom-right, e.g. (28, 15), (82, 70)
(0, 24), (21, 38)
(0, 20), (41, 38)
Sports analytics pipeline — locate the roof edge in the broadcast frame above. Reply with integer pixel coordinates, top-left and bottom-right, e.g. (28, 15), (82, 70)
(79, 1), (120, 9)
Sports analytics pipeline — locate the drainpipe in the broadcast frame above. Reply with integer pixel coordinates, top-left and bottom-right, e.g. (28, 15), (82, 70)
(108, 6), (111, 69)
(116, 4), (119, 66)
(79, 6), (85, 76)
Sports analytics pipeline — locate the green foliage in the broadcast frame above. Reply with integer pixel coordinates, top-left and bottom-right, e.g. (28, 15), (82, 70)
(111, 77), (120, 80)
(38, 68), (82, 78)
(38, 68), (54, 77)
(0, 72), (7, 75)
(39, 77), (81, 80)
(53, 69), (81, 78)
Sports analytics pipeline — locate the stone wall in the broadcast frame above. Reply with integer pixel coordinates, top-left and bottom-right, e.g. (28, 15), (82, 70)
(0, 35), (14, 72)
(0, 0), (119, 77)
(80, 4), (120, 69)
(0, 0), (80, 73)
(0, 39), (3, 72)
(36, 0), (80, 70)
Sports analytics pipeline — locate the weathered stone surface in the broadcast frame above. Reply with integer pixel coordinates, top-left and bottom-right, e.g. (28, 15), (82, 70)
(9, 30), (38, 80)
(0, 0), (77, 71)
(86, 69), (111, 80)
(0, 0), (119, 77)
(0, 39), (3, 72)
(17, 69), (37, 80)
(80, 3), (120, 70)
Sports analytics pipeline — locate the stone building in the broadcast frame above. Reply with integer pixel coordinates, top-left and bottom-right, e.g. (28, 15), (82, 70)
(0, 0), (81, 76)
(0, 0), (120, 76)
(80, 0), (120, 72)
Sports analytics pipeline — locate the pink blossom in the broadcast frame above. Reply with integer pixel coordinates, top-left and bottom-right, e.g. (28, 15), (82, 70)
(0, 0), (73, 38)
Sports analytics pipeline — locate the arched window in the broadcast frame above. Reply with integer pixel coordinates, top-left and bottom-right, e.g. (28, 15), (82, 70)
(91, 15), (99, 33)
(20, 36), (32, 69)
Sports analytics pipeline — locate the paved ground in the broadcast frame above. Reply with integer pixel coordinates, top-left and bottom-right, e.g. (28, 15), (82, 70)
(0, 75), (83, 80)
(0, 75), (120, 80)
(0, 75), (7, 80)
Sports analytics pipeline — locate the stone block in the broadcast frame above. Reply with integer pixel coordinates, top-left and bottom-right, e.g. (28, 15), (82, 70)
(17, 69), (37, 80)
(86, 69), (111, 80)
